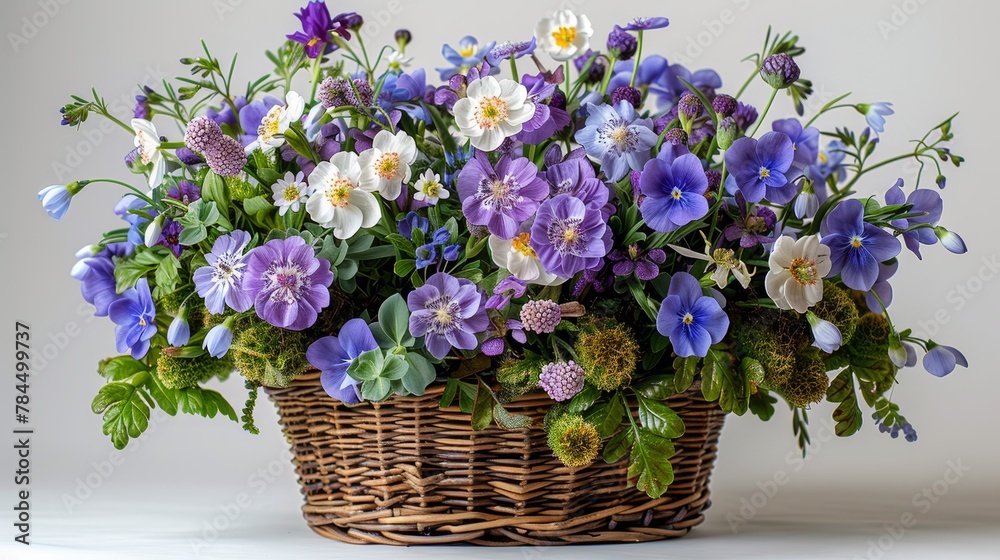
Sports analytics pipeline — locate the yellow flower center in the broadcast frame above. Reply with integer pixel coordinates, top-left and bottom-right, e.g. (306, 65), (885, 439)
(671, 187), (683, 200)
(375, 152), (401, 180)
(563, 228), (578, 244)
(281, 184), (301, 203)
(819, 152), (829, 164)
(552, 26), (577, 49)
(325, 178), (354, 208)
(511, 232), (537, 258)
(258, 106), (284, 141)
(459, 44), (477, 58)
(851, 236), (863, 248)
(683, 313), (694, 325)
(789, 257), (819, 285)
(610, 126), (628, 145)
(758, 166), (771, 180)
(139, 318), (147, 326)
(306, 37), (321, 48)
(435, 306), (454, 325)
(476, 96), (508, 129)
(421, 180), (442, 198)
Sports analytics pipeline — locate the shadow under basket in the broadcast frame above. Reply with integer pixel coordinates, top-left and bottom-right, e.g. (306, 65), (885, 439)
(265, 371), (726, 546)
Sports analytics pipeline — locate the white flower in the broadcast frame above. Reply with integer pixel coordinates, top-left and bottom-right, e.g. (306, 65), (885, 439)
(535, 10), (593, 61)
(489, 232), (564, 286)
(245, 91), (305, 154)
(386, 50), (413, 71)
(144, 214), (165, 248)
(765, 235), (832, 313)
(131, 118), (165, 190)
(271, 171), (312, 216)
(412, 169), (450, 205)
(669, 232), (754, 289)
(807, 311), (842, 353)
(358, 129), (417, 200)
(306, 152), (380, 239)
(453, 76), (535, 152)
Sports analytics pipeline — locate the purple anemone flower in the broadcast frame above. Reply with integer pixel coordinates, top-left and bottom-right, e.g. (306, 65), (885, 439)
(772, 118), (820, 170)
(544, 147), (613, 217)
(457, 151), (549, 240)
(207, 96), (248, 131)
(609, 245), (667, 281)
(243, 236), (334, 331)
(108, 278), (157, 360)
(885, 179), (943, 259)
(723, 191), (778, 248)
(529, 194), (612, 279)
(194, 231), (254, 315)
(77, 254), (120, 317)
(576, 101), (658, 183)
(622, 17), (670, 31)
(725, 132), (799, 204)
(407, 272), (489, 359)
(287, 1), (355, 58)
(922, 344), (968, 377)
(820, 199), (901, 291)
(656, 272), (729, 358)
(306, 318), (378, 404)
(237, 95), (283, 146)
(639, 150), (710, 232)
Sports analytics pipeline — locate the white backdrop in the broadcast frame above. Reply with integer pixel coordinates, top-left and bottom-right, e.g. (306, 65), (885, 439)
(1, 1), (998, 558)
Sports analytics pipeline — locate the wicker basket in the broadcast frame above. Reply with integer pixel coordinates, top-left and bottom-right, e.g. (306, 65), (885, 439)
(266, 371), (726, 545)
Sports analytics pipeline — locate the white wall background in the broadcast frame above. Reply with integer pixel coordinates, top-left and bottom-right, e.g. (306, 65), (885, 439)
(1, 0), (998, 558)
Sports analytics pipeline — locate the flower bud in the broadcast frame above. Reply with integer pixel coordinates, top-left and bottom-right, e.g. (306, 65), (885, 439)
(716, 116), (739, 150)
(395, 29), (412, 49)
(712, 94), (737, 117)
(144, 214), (165, 248)
(760, 53), (800, 89)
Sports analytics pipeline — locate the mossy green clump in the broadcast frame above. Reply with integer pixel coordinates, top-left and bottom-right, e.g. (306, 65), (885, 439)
(811, 281), (860, 345)
(157, 353), (234, 389)
(225, 175), (257, 200)
(495, 356), (546, 402)
(777, 351), (830, 408)
(547, 413), (601, 468)
(576, 321), (639, 392)
(157, 289), (191, 316)
(230, 318), (309, 387)
(731, 308), (810, 388)
(846, 313), (891, 360)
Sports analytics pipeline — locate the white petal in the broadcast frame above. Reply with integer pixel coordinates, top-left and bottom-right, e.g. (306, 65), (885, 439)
(285, 91), (305, 120)
(332, 204), (363, 239)
(488, 235), (511, 269)
(783, 278), (808, 314)
(351, 190), (382, 228)
(765, 270), (791, 309)
(471, 127), (505, 152)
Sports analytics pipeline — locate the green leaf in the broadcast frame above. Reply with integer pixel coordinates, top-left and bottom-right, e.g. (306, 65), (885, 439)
(178, 224), (208, 246)
(394, 259), (417, 278)
(673, 357), (699, 393)
(827, 370), (863, 436)
(741, 357), (766, 386)
(603, 428), (633, 464)
(633, 374), (677, 400)
(113, 249), (161, 293)
(471, 381), (495, 430)
(378, 294), (410, 346)
(98, 356), (149, 381)
(439, 378), (460, 408)
(242, 195), (273, 216)
(493, 404), (532, 430)
(144, 369), (179, 416)
(701, 347), (749, 415)
(93, 382), (152, 450)
(153, 253), (180, 298)
(176, 387), (238, 422)
(385, 233), (416, 258)
(565, 385), (600, 414)
(347, 348), (384, 381)
(635, 394), (685, 438)
(402, 353), (436, 395)
(361, 377), (392, 401)
(584, 397), (627, 438)
(748, 389), (778, 421)
(381, 353), (409, 381)
(627, 428), (676, 499)
(262, 362), (298, 388)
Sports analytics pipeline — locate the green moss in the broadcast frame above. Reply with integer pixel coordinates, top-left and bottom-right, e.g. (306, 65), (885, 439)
(495, 356), (545, 402)
(731, 308), (810, 388)
(778, 351), (830, 408)
(811, 281), (860, 345)
(846, 313), (891, 360)
(230, 318), (309, 387)
(157, 353), (234, 389)
(156, 289), (191, 316)
(225, 175), (257, 200)
(576, 321), (639, 392)
(547, 413), (601, 468)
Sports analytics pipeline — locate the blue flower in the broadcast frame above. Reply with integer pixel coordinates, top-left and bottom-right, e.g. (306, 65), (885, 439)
(807, 311), (842, 353)
(397, 211), (429, 240)
(820, 199), (901, 291)
(415, 243), (438, 269)
(922, 344), (968, 377)
(306, 318), (378, 404)
(108, 278), (157, 360)
(38, 183), (81, 220)
(622, 17), (670, 31)
(724, 132), (799, 204)
(437, 36), (495, 80)
(575, 101), (658, 182)
(443, 244), (462, 262)
(486, 37), (536, 66)
(656, 272), (729, 358)
(866, 260), (898, 313)
(430, 226), (451, 245)
(935, 227), (967, 255)
(203, 321), (234, 358)
(885, 179), (943, 259)
(771, 118), (820, 170)
(639, 147), (710, 233)
(857, 102), (894, 134)
(167, 310), (190, 347)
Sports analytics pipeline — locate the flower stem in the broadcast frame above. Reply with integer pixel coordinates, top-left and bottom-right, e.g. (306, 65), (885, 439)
(629, 31), (644, 88)
(748, 88), (778, 138)
(599, 55), (618, 98)
(308, 55), (323, 103)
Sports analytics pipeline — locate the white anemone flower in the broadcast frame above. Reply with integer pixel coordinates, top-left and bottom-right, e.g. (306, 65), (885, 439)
(131, 118), (165, 190)
(358, 129), (417, 200)
(306, 152), (380, 239)
(489, 232), (564, 286)
(412, 169), (450, 205)
(535, 10), (593, 61)
(765, 235), (832, 313)
(245, 91), (305, 154)
(271, 171), (312, 216)
(669, 232), (754, 289)
(453, 76), (534, 152)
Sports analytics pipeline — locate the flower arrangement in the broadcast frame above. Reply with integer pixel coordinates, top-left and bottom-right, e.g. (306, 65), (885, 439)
(42, 2), (968, 500)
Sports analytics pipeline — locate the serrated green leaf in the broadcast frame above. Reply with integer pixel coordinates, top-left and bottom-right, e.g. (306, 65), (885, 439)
(636, 395), (685, 438)
(748, 389), (777, 421)
(95, 382), (152, 449)
(701, 347), (749, 415)
(627, 428), (675, 499)
(153, 253), (180, 298)
(98, 356), (149, 381)
(176, 387), (238, 422)
(144, 370), (179, 416)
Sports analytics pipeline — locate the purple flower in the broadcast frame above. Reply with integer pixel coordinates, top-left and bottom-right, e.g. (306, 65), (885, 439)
(108, 278), (157, 360)
(621, 17), (670, 31)
(306, 318), (377, 404)
(807, 140), (848, 185)
(238, 96), (282, 146)
(922, 344), (968, 377)
(576, 101), (658, 182)
(885, 179), (943, 259)
(659, 64), (722, 107)
(485, 275), (527, 310)
(656, 272), (729, 358)
(481, 319), (526, 357)
(723, 191), (778, 248)
(866, 260), (898, 313)
(457, 151), (549, 240)
(397, 211), (429, 240)
(935, 228), (967, 255)
(820, 199), (901, 291)
(573, 263), (613, 296)
(772, 118), (820, 170)
(415, 244), (438, 270)
(639, 151), (710, 232)
(733, 101), (758, 130)
(538, 361), (585, 402)
(407, 272), (489, 359)
(156, 218), (185, 257)
(243, 236), (334, 331)
(725, 132), (799, 204)
(530, 194), (612, 279)
(194, 231), (254, 315)
(609, 245), (667, 281)
(77, 254), (120, 317)
(516, 72), (572, 145)
(207, 96), (247, 130)
(287, 1), (354, 58)
(543, 148), (612, 217)
(167, 312), (190, 347)
(760, 53), (800, 89)
(486, 38), (536, 65)
(167, 180), (201, 204)
(606, 26), (637, 60)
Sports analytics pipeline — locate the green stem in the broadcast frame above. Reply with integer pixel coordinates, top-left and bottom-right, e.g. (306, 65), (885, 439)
(308, 55), (323, 103)
(510, 57), (519, 81)
(748, 88), (778, 138)
(86, 178), (155, 204)
(599, 55), (618, 97)
(734, 67), (758, 99)
(629, 31), (644, 88)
